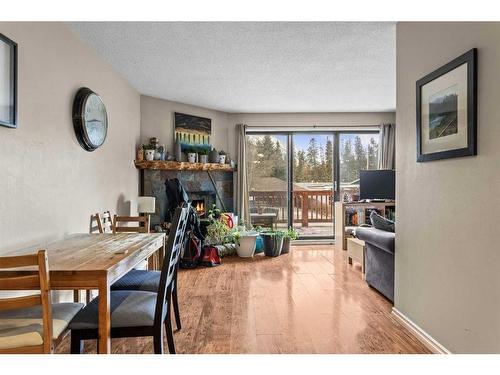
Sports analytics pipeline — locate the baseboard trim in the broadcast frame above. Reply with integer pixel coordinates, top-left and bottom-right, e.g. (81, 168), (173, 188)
(392, 307), (451, 354)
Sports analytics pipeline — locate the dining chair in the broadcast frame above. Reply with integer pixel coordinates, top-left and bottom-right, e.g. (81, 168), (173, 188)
(90, 211), (113, 234)
(69, 206), (189, 354)
(0, 250), (83, 354)
(111, 204), (190, 332)
(113, 215), (150, 234)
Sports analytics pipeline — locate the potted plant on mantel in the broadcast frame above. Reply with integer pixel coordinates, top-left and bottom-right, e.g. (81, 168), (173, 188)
(199, 148), (209, 164)
(218, 150), (227, 164)
(142, 144), (156, 161)
(186, 147), (197, 163)
(281, 227), (298, 254)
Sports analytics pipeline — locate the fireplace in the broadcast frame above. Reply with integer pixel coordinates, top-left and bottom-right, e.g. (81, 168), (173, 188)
(188, 191), (216, 217)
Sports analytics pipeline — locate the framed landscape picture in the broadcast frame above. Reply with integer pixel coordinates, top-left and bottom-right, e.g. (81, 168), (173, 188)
(0, 33), (17, 128)
(416, 48), (477, 162)
(174, 112), (211, 152)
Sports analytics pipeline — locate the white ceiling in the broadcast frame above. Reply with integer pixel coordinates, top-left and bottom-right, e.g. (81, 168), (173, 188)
(68, 22), (396, 113)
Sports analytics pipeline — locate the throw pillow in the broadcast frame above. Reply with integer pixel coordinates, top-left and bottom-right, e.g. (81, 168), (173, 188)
(370, 211), (395, 232)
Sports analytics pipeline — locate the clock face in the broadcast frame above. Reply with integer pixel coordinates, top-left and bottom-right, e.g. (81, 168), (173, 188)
(73, 88), (108, 151)
(83, 93), (107, 148)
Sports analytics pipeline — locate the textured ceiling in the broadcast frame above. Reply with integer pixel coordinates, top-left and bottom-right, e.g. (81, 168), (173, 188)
(68, 22), (396, 113)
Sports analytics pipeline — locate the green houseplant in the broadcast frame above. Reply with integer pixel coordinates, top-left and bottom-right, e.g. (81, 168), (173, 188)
(142, 144), (156, 161)
(218, 150), (227, 164)
(281, 227), (299, 254)
(199, 148), (209, 164)
(260, 230), (286, 257)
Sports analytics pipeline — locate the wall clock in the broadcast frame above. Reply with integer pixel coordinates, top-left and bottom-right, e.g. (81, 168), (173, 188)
(72, 87), (108, 151)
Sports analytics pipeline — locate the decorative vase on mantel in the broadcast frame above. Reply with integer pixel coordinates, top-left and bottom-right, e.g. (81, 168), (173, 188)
(174, 141), (182, 162)
(209, 148), (219, 163)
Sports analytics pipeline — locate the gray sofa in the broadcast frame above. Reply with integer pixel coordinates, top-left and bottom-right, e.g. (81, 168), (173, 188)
(355, 227), (395, 302)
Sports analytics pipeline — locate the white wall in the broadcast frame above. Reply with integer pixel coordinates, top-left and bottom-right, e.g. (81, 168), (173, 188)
(0, 23), (140, 255)
(396, 22), (500, 353)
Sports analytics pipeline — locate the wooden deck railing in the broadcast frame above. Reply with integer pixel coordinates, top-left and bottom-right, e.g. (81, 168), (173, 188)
(249, 190), (334, 227)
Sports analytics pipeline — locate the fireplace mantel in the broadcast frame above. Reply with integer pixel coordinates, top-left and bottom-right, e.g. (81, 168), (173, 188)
(135, 160), (236, 172)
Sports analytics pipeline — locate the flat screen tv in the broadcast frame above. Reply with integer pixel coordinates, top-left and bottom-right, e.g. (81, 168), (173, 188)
(359, 170), (395, 201)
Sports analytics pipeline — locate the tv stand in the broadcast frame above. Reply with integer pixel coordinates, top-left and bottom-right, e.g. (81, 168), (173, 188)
(334, 201), (396, 250)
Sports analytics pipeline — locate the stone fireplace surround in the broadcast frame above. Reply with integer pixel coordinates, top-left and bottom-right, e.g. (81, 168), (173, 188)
(141, 169), (234, 227)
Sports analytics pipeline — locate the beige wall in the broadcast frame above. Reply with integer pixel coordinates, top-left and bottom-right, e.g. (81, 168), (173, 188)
(396, 22), (500, 353)
(140, 95), (395, 156)
(0, 23), (140, 256)
(140, 95), (234, 156)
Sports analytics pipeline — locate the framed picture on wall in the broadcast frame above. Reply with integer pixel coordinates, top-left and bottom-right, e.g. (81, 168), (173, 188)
(0, 33), (17, 128)
(174, 112), (211, 152)
(416, 48), (477, 162)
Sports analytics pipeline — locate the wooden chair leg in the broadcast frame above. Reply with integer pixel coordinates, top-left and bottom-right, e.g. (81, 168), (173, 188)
(164, 310), (176, 354)
(70, 332), (84, 354)
(172, 286), (181, 331)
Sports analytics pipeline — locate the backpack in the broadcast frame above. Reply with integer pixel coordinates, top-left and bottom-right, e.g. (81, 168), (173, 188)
(180, 232), (202, 269)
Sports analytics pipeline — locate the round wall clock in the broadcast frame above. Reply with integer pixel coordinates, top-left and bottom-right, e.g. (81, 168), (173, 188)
(72, 87), (108, 151)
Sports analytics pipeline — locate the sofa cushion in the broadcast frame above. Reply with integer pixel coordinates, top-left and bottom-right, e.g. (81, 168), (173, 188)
(370, 211), (395, 232)
(0, 302), (83, 350)
(355, 226), (395, 254)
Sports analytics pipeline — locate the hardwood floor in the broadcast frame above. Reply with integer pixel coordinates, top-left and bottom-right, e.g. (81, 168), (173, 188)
(56, 244), (430, 354)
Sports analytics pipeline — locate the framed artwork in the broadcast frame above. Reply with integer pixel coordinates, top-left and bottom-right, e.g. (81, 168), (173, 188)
(416, 48), (477, 162)
(174, 112), (211, 152)
(0, 33), (17, 128)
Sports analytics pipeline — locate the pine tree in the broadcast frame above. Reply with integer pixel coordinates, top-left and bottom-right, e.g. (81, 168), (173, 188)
(353, 136), (367, 179)
(340, 139), (355, 183)
(367, 137), (379, 170)
(295, 150), (308, 182)
(272, 140), (286, 179)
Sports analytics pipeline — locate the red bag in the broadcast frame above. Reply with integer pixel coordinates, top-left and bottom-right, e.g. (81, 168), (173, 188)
(200, 245), (221, 267)
(180, 233), (202, 269)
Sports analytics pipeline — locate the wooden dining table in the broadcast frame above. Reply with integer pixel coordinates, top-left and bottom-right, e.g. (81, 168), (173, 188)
(0, 232), (166, 354)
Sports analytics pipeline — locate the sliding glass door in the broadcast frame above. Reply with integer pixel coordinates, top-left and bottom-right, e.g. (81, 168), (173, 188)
(292, 134), (335, 237)
(246, 129), (379, 239)
(246, 134), (289, 232)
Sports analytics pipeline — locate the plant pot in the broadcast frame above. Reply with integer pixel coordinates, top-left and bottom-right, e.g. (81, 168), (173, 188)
(187, 153), (197, 163)
(261, 233), (284, 257)
(218, 155), (226, 164)
(254, 235), (264, 254)
(281, 237), (291, 254)
(144, 149), (155, 161)
(236, 233), (258, 258)
(200, 154), (208, 163)
(154, 150), (161, 160)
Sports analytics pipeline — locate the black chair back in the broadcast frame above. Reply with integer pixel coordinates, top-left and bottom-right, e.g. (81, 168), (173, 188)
(154, 205), (189, 327)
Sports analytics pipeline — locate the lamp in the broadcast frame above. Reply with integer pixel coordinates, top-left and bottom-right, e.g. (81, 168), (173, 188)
(137, 196), (156, 215)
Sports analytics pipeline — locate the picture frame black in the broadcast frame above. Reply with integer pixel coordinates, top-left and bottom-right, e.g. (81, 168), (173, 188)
(0, 33), (18, 129)
(416, 48), (477, 162)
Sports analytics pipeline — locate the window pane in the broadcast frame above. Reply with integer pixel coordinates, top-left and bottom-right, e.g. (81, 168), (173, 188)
(246, 134), (288, 231)
(339, 133), (379, 202)
(292, 134), (334, 237)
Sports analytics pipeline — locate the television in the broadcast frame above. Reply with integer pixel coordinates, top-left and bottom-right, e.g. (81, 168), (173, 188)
(359, 170), (395, 201)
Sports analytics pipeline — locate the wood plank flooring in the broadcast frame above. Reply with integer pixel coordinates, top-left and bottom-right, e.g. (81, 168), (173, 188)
(56, 244), (430, 354)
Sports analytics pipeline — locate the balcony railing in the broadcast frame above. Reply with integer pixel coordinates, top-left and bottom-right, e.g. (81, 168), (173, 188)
(249, 190), (334, 227)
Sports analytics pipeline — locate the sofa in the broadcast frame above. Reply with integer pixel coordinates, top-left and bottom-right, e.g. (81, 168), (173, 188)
(355, 227), (395, 302)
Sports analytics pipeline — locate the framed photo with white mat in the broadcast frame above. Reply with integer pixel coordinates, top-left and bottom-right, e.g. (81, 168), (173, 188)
(416, 48), (477, 162)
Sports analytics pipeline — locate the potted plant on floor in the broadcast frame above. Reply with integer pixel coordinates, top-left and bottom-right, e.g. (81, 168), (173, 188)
(234, 227), (259, 258)
(260, 230), (286, 257)
(281, 227), (298, 254)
